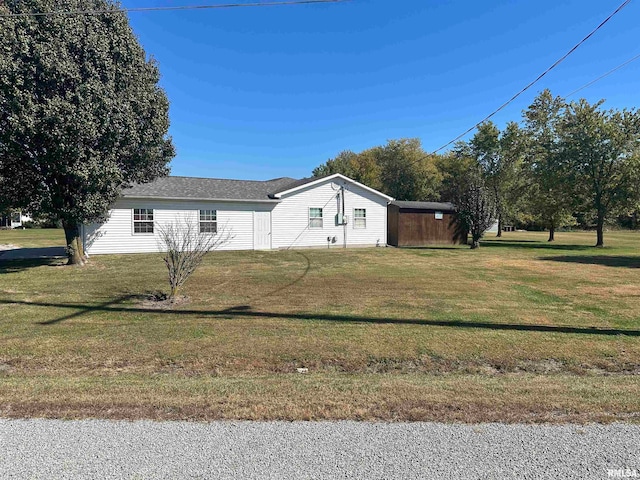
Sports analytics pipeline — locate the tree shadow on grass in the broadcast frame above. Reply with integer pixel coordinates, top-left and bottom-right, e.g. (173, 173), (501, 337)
(0, 257), (64, 274)
(1, 299), (638, 337)
(539, 255), (640, 268)
(486, 238), (541, 243)
(481, 240), (593, 251)
(37, 295), (139, 325)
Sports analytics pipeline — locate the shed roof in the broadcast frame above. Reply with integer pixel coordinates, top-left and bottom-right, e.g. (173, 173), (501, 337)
(390, 201), (457, 211)
(123, 176), (298, 202)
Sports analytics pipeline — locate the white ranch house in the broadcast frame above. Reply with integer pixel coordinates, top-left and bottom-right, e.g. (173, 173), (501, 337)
(82, 173), (393, 254)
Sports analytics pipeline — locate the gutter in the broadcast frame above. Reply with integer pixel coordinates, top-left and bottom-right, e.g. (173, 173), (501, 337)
(122, 195), (281, 204)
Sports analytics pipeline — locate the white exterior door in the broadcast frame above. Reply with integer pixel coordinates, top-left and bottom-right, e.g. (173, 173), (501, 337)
(253, 211), (271, 250)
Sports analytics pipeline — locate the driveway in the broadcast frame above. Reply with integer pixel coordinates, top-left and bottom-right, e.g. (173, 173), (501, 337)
(0, 420), (638, 479)
(0, 246), (66, 260)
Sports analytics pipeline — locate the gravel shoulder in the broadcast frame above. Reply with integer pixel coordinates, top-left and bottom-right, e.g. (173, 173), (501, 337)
(0, 419), (638, 479)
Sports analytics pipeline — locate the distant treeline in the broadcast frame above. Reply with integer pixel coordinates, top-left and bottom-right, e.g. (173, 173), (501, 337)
(313, 89), (640, 245)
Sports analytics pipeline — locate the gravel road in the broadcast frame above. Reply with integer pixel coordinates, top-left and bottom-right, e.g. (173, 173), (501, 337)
(0, 419), (638, 479)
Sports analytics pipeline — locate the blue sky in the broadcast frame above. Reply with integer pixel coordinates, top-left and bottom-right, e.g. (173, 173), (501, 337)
(122, 0), (640, 180)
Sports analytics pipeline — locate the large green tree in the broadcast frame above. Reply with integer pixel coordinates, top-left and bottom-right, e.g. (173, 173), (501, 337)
(312, 149), (382, 192)
(313, 138), (442, 201)
(559, 99), (640, 247)
(435, 148), (477, 203)
(0, 0), (174, 264)
(522, 90), (575, 241)
(376, 138), (441, 201)
(469, 121), (523, 237)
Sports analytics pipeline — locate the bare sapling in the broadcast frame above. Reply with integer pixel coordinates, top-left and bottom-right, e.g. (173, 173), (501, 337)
(157, 217), (231, 301)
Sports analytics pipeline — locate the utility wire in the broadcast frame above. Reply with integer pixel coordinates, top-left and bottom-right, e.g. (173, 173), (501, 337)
(430, 0), (631, 154)
(0, 0), (348, 17)
(565, 52), (640, 98)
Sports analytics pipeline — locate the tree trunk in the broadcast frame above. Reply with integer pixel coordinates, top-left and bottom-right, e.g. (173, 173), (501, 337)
(548, 225), (555, 242)
(595, 215), (605, 248)
(496, 214), (502, 237)
(470, 237), (480, 249)
(75, 235), (87, 262)
(169, 285), (179, 302)
(62, 220), (84, 265)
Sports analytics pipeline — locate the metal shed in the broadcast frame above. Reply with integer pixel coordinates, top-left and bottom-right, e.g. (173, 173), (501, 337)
(387, 201), (467, 247)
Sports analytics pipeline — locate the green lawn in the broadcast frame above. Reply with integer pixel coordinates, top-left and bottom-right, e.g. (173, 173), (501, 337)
(0, 227), (65, 248)
(1, 229), (639, 422)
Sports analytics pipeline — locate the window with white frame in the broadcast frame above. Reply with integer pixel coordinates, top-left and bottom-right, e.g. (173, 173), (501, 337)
(133, 208), (154, 234)
(309, 207), (323, 228)
(199, 209), (217, 233)
(353, 208), (366, 229)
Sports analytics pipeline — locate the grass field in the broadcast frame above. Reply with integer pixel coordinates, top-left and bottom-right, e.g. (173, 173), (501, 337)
(0, 228), (65, 248)
(1, 228), (639, 423)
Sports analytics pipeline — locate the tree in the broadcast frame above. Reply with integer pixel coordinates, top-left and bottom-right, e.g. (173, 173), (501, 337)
(377, 138), (442, 201)
(522, 90), (575, 241)
(435, 149), (477, 202)
(454, 169), (496, 249)
(158, 218), (232, 302)
(312, 150), (359, 179)
(313, 139), (442, 201)
(559, 99), (640, 247)
(0, 0), (175, 264)
(469, 121), (523, 237)
(312, 149), (383, 192)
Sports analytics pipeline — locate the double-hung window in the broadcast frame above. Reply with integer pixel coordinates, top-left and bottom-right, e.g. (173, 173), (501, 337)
(353, 208), (366, 229)
(309, 208), (323, 228)
(199, 209), (217, 233)
(133, 208), (154, 234)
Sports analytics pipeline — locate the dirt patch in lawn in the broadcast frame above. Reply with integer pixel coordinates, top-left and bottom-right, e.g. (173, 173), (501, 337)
(139, 292), (191, 309)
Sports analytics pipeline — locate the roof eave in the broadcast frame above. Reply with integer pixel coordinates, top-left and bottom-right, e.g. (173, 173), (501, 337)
(272, 173), (394, 201)
(121, 195), (281, 204)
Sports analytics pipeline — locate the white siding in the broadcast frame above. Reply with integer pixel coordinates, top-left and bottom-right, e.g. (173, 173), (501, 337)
(84, 177), (390, 254)
(84, 198), (274, 255)
(271, 178), (388, 249)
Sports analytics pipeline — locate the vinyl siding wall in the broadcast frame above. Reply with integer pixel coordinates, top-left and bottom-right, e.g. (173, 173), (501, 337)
(84, 198), (274, 255)
(84, 179), (389, 254)
(271, 179), (388, 249)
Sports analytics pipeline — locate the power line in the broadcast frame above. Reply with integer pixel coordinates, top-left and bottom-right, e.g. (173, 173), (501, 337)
(0, 0), (348, 17)
(430, 0), (631, 154)
(565, 52), (640, 98)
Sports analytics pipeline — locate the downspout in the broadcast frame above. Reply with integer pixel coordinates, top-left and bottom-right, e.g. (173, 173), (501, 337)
(81, 223), (88, 258)
(342, 184), (347, 248)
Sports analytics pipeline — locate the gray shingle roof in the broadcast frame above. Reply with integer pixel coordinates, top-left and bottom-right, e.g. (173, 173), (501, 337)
(123, 176), (298, 202)
(268, 174), (394, 200)
(267, 175), (329, 195)
(390, 201), (457, 211)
